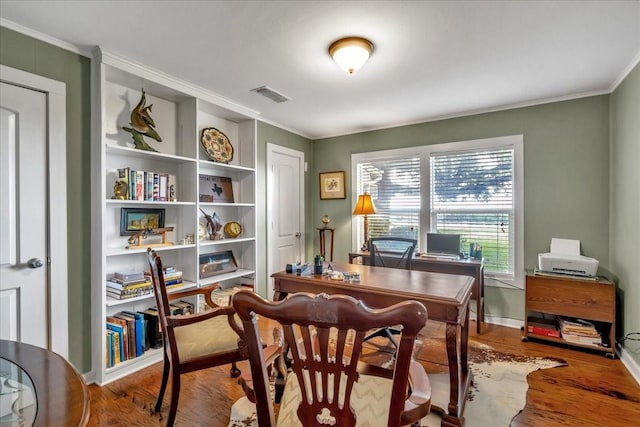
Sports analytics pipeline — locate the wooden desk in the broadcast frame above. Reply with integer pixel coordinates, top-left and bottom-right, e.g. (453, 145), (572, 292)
(349, 251), (485, 333)
(272, 262), (474, 427)
(0, 340), (90, 426)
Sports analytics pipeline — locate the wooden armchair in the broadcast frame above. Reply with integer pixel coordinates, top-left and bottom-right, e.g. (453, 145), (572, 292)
(146, 248), (248, 426)
(232, 290), (431, 427)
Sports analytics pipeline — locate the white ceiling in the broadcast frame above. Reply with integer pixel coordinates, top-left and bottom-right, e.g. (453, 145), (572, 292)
(1, 1), (639, 139)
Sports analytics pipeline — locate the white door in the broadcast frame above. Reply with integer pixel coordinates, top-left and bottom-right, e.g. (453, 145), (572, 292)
(0, 82), (48, 348)
(266, 144), (305, 298)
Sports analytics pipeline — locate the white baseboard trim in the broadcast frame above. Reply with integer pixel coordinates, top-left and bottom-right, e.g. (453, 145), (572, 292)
(617, 346), (640, 386)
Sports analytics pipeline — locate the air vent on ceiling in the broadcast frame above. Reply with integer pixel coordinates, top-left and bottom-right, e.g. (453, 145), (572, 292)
(250, 85), (291, 103)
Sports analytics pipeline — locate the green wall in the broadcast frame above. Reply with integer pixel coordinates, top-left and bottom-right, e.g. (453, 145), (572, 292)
(0, 27), (92, 371)
(311, 96), (611, 322)
(610, 62), (640, 366)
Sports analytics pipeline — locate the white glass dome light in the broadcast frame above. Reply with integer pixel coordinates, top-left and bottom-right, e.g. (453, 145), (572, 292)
(329, 37), (374, 74)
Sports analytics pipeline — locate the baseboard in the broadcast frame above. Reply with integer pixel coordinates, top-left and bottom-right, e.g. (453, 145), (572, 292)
(617, 345), (640, 386)
(481, 314), (524, 330)
(483, 315), (640, 387)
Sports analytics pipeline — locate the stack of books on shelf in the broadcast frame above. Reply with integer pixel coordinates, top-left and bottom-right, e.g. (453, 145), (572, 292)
(527, 315), (560, 338)
(117, 167), (176, 202)
(106, 271), (152, 300)
(559, 316), (602, 347)
(144, 266), (183, 289)
(105, 300), (194, 368)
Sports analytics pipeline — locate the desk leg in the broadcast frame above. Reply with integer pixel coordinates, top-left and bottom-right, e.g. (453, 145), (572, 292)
(476, 271), (484, 334)
(442, 305), (471, 427)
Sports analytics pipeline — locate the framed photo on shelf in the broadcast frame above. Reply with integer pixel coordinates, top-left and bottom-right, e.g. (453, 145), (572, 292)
(199, 250), (238, 279)
(199, 174), (234, 203)
(319, 171), (346, 200)
(120, 208), (165, 236)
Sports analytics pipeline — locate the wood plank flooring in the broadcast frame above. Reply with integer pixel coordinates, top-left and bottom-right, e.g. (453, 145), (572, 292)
(86, 320), (640, 426)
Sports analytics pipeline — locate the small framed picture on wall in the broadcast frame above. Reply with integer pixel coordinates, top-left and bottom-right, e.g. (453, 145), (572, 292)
(319, 171), (346, 200)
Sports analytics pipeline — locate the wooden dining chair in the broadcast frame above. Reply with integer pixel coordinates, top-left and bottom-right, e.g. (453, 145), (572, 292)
(366, 237), (418, 347)
(232, 290), (431, 427)
(146, 248), (248, 426)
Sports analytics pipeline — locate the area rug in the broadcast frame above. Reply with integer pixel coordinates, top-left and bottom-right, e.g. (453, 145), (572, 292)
(420, 340), (567, 426)
(228, 339), (567, 427)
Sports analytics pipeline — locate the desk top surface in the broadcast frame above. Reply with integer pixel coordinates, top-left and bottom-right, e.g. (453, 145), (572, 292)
(272, 262), (474, 307)
(350, 251), (483, 267)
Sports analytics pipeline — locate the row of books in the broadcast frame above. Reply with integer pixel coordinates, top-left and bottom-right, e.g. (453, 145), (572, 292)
(106, 269), (183, 300)
(117, 167), (176, 202)
(105, 301), (194, 368)
(527, 314), (604, 347)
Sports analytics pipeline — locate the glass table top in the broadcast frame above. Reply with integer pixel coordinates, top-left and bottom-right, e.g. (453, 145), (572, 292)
(0, 357), (36, 426)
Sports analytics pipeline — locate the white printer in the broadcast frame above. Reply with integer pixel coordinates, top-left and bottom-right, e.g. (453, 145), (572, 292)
(538, 238), (599, 277)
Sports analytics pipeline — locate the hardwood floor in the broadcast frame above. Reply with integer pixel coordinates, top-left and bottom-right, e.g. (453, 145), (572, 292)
(86, 320), (640, 426)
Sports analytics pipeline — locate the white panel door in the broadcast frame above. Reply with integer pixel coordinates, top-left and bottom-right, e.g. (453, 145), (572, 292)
(0, 82), (48, 348)
(267, 144), (304, 298)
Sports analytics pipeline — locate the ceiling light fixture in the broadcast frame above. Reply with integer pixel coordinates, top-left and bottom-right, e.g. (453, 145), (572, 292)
(328, 36), (374, 74)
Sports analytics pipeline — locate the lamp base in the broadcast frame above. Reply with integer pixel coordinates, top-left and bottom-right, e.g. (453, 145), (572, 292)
(361, 239), (370, 252)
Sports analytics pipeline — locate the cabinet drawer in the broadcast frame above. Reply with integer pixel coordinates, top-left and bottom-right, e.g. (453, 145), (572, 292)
(526, 275), (614, 322)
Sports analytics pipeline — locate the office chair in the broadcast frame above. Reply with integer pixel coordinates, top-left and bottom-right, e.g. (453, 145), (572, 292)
(365, 237), (418, 348)
(232, 290), (431, 427)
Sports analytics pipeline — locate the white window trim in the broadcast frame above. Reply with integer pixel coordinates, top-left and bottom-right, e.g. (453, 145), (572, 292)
(352, 134), (524, 289)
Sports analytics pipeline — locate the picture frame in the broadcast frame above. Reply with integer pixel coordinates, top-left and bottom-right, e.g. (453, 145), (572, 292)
(199, 174), (235, 203)
(199, 250), (238, 279)
(319, 171), (346, 200)
(120, 208), (165, 236)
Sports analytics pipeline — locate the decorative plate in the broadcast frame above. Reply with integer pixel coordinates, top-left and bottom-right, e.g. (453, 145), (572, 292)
(201, 127), (234, 163)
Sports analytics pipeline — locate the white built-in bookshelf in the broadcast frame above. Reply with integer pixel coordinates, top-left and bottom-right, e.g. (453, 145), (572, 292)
(91, 47), (258, 385)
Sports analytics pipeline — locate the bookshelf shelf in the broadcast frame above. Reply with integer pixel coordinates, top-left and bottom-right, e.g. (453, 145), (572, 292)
(523, 272), (616, 358)
(91, 47), (258, 385)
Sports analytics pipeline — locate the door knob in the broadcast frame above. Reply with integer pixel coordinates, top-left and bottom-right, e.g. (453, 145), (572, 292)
(295, 232), (301, 238)
(27, 258), (44, 269)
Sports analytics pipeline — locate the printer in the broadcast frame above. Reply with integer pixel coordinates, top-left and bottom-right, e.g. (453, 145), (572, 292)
(538, 238), (599, 277)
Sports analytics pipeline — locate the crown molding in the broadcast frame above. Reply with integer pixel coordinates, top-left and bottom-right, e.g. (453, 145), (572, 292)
(0, 18), (90, 57)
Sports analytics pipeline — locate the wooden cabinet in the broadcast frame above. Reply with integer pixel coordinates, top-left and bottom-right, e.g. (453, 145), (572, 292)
(91, 48), (258, 384)
(523, 273), (616, 358)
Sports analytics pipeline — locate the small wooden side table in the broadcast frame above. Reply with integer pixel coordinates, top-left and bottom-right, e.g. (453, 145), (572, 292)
(317, 227), (335, 261)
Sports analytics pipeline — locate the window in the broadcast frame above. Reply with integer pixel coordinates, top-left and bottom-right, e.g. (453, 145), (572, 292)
(430, 148), (514, 274)
(352, 135), (523, 288)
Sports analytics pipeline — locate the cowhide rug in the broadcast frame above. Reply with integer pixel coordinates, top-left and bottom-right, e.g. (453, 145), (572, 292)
(228, 337), (567, 427)
(419, 339), (567, 426)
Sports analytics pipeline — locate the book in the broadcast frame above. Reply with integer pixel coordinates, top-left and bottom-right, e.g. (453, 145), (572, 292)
(140, 309), (163, 349)
(106, 279), (152, 290)
(145, 171), (154, 201)
(114, 271), (145, 282)
(136, 170), (144, 200)
(106, 320), (125, 363)
(172, 300), (194, 315)
(129, 169), (136, 201)
(527, 316), (560, 338)
(153, 173), (160, 201)
(122, 311), (145, 357)
(111, 329), (121, 364)
(159, 173), (168, 201)
(114, 312), (137, 360)
(106, 330), (114, 368)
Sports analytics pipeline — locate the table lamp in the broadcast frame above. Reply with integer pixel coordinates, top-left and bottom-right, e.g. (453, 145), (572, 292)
(352, 193), (377, 251)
